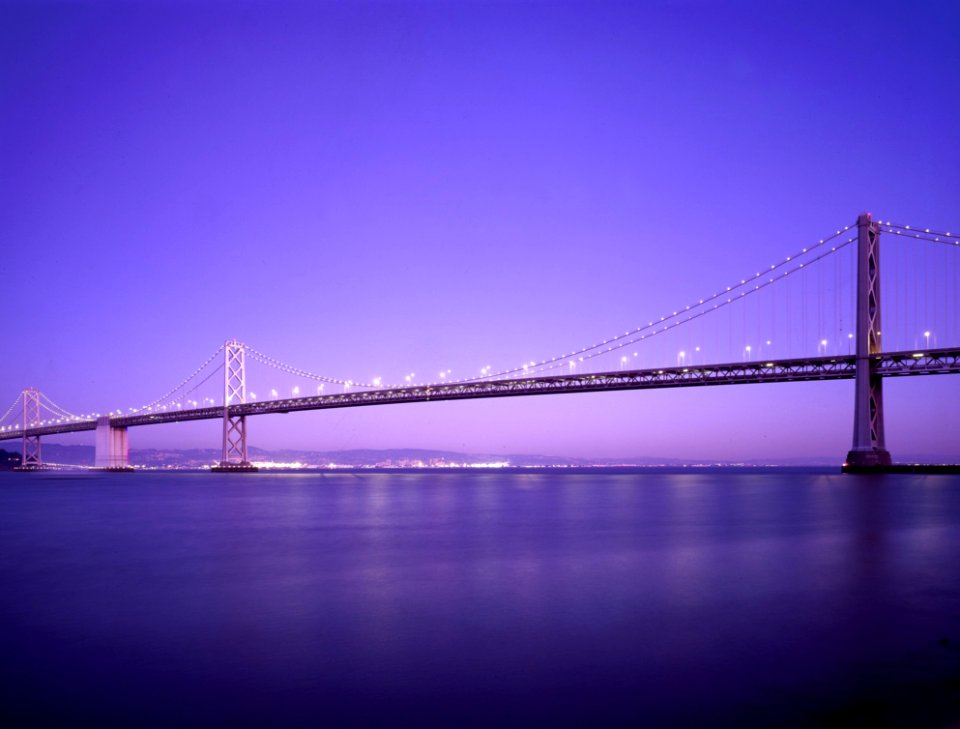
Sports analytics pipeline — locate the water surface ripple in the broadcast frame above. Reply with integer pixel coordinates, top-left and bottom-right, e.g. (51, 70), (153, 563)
(1, 470), (958, 727)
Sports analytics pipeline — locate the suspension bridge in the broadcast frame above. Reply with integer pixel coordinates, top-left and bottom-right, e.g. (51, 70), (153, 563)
(2, 213), (958, 473)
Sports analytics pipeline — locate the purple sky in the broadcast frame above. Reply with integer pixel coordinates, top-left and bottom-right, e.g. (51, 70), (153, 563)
(2, 0), (958, 460)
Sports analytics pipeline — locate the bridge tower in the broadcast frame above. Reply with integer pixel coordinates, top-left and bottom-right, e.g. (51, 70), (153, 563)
(212, 339), (257, 472)
(844, 212), (892, 469)
(14, 388), (45, 471)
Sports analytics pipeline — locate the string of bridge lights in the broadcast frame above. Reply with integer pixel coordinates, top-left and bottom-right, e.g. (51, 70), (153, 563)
(129, 344), (226, 414)
(0, 389), (98, 433)
(449, 224), (857, 384)
(131, 218), (949, 399)
(461, 219), (956, 381)
(240, 218), (944, 393)
(170, 225), (860, 393)
(136, 364), (225, 414)
(41, 393), (80, 420)
(125, 364), (224, 416)
(119, 218), (946, 400)
(8, 218), (953, 426)
(231, 223), (858, 391)
(122, 344), (337, 416)
(246, 347), (387, 390)
(878, 221), (959, 248)
(36, 392), (96, 425)
(1, 354), (230, 429)
(38, 401), (69, 420)
(482, 236), (860, 380)
(0, 394), (22, 426)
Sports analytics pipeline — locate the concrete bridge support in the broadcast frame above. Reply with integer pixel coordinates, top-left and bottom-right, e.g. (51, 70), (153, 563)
(212, 339), (257, 472)
(95, 416), (133, 471)
(844, 212), (892, 470)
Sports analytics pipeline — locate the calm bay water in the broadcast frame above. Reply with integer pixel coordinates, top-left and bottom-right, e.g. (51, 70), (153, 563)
(1, 469), (958, 727)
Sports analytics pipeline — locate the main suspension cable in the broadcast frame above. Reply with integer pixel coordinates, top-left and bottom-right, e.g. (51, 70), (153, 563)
(465, 235), (857, 380)
(453, 224), (856, 383)
(133, 344), (225, 413)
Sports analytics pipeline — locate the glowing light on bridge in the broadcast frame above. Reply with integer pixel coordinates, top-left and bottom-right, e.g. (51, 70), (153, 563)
(2, 214), (958, 473)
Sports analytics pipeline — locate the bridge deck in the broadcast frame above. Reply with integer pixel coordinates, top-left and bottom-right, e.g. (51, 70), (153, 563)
(1, 348), (957, 441)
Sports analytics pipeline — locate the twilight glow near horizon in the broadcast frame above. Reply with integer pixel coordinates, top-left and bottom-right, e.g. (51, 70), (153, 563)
(2, 0), (958, 461)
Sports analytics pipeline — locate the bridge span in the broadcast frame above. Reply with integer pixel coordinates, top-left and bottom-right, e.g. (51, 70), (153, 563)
(3, 213), (958, 472)
(2, 347), (957, 452)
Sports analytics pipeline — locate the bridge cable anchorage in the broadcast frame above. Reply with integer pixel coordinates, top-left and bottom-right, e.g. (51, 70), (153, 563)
(453, 224), (857, 384)
(131, 344), (225, 413)
(467, 235), (857, 381)
(245, 347), (393, 389)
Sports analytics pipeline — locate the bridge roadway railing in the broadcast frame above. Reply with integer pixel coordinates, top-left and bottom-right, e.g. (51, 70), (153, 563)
(1, 347), (958, 441)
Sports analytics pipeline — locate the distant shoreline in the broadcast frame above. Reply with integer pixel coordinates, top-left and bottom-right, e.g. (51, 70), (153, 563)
(6, 464), (851, 475)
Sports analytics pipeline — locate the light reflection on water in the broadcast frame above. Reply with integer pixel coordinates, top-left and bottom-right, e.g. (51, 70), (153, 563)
(0, 470), (959, 727)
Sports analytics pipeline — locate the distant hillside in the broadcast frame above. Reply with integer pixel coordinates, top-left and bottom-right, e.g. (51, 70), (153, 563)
(6, 440), (955, 469)
(1, 442), (864, 468)
(0, 448), (21, 470)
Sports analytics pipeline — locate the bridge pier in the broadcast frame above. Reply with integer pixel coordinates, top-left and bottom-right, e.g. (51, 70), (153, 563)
(94, 416), (134, 471)
(14, 388), (45, 471)
(844, 212), (892, 471)
(16, 435), (44, 471)
(212, 339), (257, 472)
